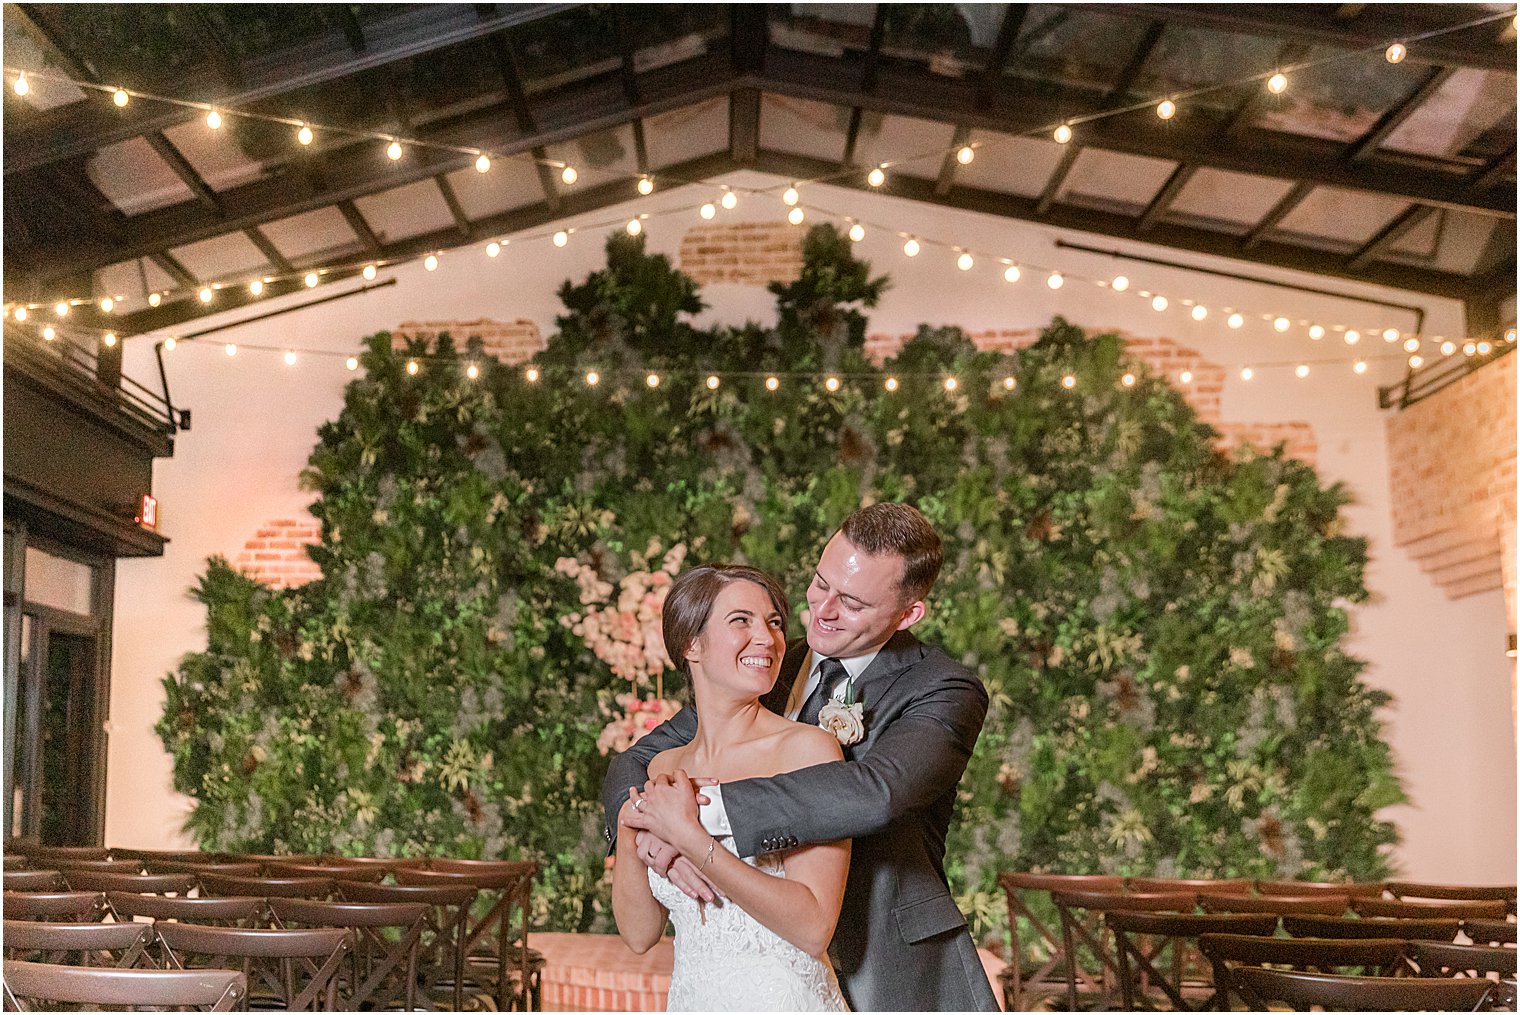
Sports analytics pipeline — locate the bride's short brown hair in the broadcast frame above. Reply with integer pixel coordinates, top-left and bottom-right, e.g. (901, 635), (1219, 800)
(663, 565), (790, 676)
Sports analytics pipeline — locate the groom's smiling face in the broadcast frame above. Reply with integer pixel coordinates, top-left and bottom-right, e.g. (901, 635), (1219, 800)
(805, 533), (924, 659)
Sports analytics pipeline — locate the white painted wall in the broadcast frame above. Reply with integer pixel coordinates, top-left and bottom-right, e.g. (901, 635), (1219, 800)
(108, 170), (1516, 882)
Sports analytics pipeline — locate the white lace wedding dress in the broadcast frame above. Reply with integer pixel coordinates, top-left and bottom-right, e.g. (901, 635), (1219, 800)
(648, 837), (848, 1011)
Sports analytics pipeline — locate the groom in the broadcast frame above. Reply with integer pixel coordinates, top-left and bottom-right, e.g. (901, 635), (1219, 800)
(604, 503), (998, 1011)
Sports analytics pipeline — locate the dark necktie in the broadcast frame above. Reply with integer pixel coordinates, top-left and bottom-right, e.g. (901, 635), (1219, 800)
(799, 657), (848, 727)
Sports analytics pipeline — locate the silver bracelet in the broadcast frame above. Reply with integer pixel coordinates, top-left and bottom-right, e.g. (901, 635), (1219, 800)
(698, 838), (717, 873)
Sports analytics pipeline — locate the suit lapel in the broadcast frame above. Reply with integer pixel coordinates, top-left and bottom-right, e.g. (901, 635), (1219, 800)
(851, 629), (926, 716)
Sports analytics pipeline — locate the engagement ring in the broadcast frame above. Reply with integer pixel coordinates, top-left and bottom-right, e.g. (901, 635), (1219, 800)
(634, 797), (646, 812)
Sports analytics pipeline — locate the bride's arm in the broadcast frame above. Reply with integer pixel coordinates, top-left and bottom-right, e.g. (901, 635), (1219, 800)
(641, 731), (850, 958)
(611, 786), (670, 954)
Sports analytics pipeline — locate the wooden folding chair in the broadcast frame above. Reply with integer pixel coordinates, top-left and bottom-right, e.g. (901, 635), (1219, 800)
(107, 849), (217, 865)
(1106, 910), (1277, 1010)
(142, 861), (263, 878)
(997, 872), (1125, 1011)
(1355, 897), (1511, 921)
(1231, 965), (1496, 1011)
(3, 891), (105, 921)
(1464, 919), (1518, 946)
(2, 959), (246, 1011)
(265, 862), (384, 883)
(268, 897), (429, 1010)
(1388, 882), (1517, 909)
(157, 921), (349, 1011)
(105, 892), (265, 929)
(1128, 878), (1252, 895)
(1199, 932), (1410, 1008)
(317, 856), (429, 876)
(335, 879), (478, 1010)
(1050, 889), (1197, 1011)
(1258, 879), (1385, 898)
(198, 874), (333, 900)
(3, 871), (65, 892)
(1197, 892), (1350, 916)
(1284, 913), (1462, 941)
(1410, 940), (1518, 978)
(66, 872), (199, 897)
(3, 920), (155, 969)
(11, 846), (109, 864)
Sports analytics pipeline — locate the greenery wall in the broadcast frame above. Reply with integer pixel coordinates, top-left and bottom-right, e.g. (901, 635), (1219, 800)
(159, 227), (1401, 940)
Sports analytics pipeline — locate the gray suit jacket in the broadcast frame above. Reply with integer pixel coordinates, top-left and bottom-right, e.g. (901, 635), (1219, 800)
(602, 629), (998, 1012)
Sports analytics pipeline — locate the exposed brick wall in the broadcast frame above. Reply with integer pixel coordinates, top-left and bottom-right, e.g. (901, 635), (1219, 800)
(1386, 353), (1517, 608)
(233, 516), (322, 589)
(869, 326), (1318, 466)
(678, 222), (804, 285)
(395, 318), (544, 364)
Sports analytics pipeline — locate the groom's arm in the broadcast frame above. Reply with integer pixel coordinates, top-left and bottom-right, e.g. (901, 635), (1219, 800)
(721, 667), (988, 857)
(601, 706), (699, 849)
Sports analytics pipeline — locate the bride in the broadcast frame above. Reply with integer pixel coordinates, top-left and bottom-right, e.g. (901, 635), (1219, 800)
(611, 564), (850, 1011)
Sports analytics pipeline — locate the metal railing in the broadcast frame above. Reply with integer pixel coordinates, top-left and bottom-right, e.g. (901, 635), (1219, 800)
(3, 326), (180, 435)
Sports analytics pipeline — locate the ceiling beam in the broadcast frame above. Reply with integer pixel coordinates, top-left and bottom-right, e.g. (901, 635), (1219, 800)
(476, 9), (560, 210)
(974, 5), (1029, 109)
(434, 176), (473, 238)
(1345, 65), (1455, 162)
(841, 4), (889, 169)
(1242, 181), (1315, 249)
(185, 8), (246, 91)
(4, 3), (576, 176)
(612, 6), (649, 175)
(336, 201), (384, 256)
(728, 6), (767, 165)
(151, 251), (198, 289)
(933, 125), (971, 197)
(1064, 3), (1517, 71)
(1347, 204), (1435, 269)
(242, 227), (295, 275)
(1137, 165), (1197, 232)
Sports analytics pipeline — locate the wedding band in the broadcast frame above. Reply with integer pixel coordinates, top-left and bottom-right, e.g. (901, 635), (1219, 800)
(634, 797), (646, 812)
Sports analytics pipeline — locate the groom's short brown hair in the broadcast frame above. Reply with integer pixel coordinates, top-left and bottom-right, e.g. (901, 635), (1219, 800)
(840, 502), (943, 605)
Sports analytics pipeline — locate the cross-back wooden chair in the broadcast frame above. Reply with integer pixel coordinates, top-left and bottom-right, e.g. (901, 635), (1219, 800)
(334, 879), (479, 1010)
(1050, 889), (1198, 1012)
(66, 871), (199, 897)
(997, 872), (1125, 1011)
(107, 849), (215, 865)
(3, 891), (105, 921)
(1127, 878), (1252, 895)
(3, 920), (155, 969)
(2, 959), (247, 1011)
(264, 862), (384, 883)
(12, 846), (110, 865)
(1388, 882), (1517, 908)
(1105, 910), (1278, 1010)
(47, 860), (146, 877)
(156, 920), (350, 1012)
(198, 874), (333, 900)
(1284, 913), (1463, 941)
(105, 892), (266, 929)
(1231, 965), (1497, 1011)
(1410, 940), (1519, 978)
(1197, 892), (1350, 916)
(1355, 896), (1512, 921)
(1257, 879), (1385, 898)
(3, 871), (65, 892)
(398, 861), (542, 1010)
(1198, 932), (1410, 1008)
(1464, 919), (1518, 947)
(267, 897), (429, 1010)
(142, 860), (263, 878)
(317, 856), (429, 876)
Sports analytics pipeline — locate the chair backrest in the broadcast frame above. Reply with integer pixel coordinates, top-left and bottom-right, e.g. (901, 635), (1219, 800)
(1198, 892), (1350, 915)
(1105, 910), (1279, 939)
(142, 860), (263, 878)
(1410, 940), (1519, 979)
(13, 846), (110, 863)
(1231, 965), (1495, 1011)
(999, 871), (1125, 894)
(1258, 879), (1385, 898)
(105, 892), (264, 927)
(1199, 932), (1408, 972)
(1462, 918), (1517, 946)
(3, 891), (104, 920)
(1283, 913), (1462, 941)
(107, 849), (215, 864)
(333, 879), (477, 908)
(2, 959), (246, 1010)
(267, 897), (430, 930)
(157, 922), (350, 1012)
(3, 871), (64, 892)
(1386, 881), (1517, 904)
(217, 853), (318, 866)
(47, 859), (146, 876)
(65, 871), (199, 896)
(1127, 877), (1252, 895)
(198, 873), (333, 899)
(3, 920), (155, 968)
(265, 861), (385, 882)
(1354, 896), (1510, 921)
(267, 897), (430, 1010)
(1051, 889), (1198, 913)
(318, 856), (429, 874)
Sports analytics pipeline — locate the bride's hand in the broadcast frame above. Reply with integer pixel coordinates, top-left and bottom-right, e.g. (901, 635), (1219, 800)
(637, 769), (705, 850)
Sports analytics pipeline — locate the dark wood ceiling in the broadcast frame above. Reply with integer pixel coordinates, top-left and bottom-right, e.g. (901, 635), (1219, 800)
(4, 3), (1515, 340)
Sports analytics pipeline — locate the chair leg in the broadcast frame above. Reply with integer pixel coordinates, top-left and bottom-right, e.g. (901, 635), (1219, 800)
(1060, 912), (1079, 1011)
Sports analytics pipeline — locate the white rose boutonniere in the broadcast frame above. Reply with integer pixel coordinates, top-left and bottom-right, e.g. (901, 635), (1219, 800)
(818, 676), (864, 746)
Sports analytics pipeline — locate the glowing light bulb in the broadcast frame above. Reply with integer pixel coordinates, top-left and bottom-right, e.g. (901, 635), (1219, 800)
(199, 287), (213, 303)
(1308, 324), (1325, 340)
(788, 207), (805, 225)
(957, 252), (974, 271)
(1003, 376), (1016, 391)
(1061, 374), (1076, 389)
(561, 166), (578, 185)
(103, 332), (117, 347)
(700, 203), (716, 220)
(1151, 295), (1168, 312)
(284, 350), (297, 365)
(956, 145), (975, 165)
(224, 342), (237, 357)
(825, 376), (841, 392)
(944, 377), (958, 392)
(721, 190), (738, 210)
(1240, 367), (1253, 380)
(867, 166), (885, 187)
(1344, 329), (1360, 345)
(885, 376), (899, 392)
(55, 302), (69, 317)
(1227, 312), (1244, 329)
(1179, 370), (1193, 384)
(553, 230), (569, 247)
(486, 241), (502, 257)
(346, 357), (359, 371)
(706, 375), (720, 390)
(1267, 72), (1287, 94)
(423, 255), (438, 272)
(1121, 372), (1136, 387)
(13, 73), (28, 96)
(112, 87), (129, 107)
(1403, 337), (1420, 353)
(475, 153), (491, 173)
(1191, 305), (1207, 321)
(1111, 275), (1129, 292)
(363, 264), (377, 281)
(637, 176), (654, 195)
(1047, 272), (1064, 290)
(11, 306), (25, 321)
(626, 219), (642, 236)
(305, 271), (320, 287)
(646, 373), (660, 388)
(1353, 360), (1367, 374)
(466, 363), (480, 380)
(163, 337), (176, 351)
(249, 279), (264, 295)
(1440, 341), (1456, 356)
(297, 124), (313, 145)
(206, 109), (222, 129)
(1385, 42), (1406, 63)
(782, 186), (799, 206)
(148, 293), (162, 308)
(585, 370), (600, 386)
(1053, 123), (1072, 144)
(1004, 265), (1021, 284)
(903, 238), (920, 257)
(1507, 329), (1516, 344)
(1463, 341), (1478, 356)
(525, 367), (540, 383)
(387, 140), (403, 161)
(1478, 340), (1493, 354)
(1295, 363), (1309, 378)
(406, 360), (419, 375)
(1382, 328), (1400, 343)
(1273, 316), (1290, 332)
(42, 326), (55, 341)
(1156, 98), (1176, 120)
(765, 376), (779, 391)
(99, 297), (114, 312)
(1408, 354), (1423, 368)
(848, 222), (865, 242)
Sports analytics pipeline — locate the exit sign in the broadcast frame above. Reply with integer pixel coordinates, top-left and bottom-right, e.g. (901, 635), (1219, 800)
(137, 494), (158, 530)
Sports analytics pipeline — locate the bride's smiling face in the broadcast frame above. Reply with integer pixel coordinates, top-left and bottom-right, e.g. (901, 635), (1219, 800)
(685, 580), (787, 697)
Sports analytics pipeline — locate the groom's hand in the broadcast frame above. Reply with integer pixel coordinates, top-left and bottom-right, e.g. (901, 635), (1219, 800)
(634, 831), (719, 903)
